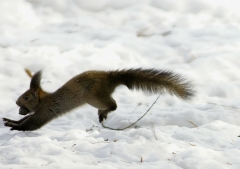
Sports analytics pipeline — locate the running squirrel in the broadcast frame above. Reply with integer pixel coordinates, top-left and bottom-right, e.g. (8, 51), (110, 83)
(3, 68), (194, 131)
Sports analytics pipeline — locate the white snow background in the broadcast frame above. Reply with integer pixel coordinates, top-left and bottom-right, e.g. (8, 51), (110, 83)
(0, 0), (240, 168)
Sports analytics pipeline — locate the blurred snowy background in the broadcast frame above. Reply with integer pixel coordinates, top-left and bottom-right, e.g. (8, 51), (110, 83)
(0, 0), (240, 168)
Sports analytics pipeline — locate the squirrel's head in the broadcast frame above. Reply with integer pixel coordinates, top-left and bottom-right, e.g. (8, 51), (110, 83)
(16, 71), (42, 115)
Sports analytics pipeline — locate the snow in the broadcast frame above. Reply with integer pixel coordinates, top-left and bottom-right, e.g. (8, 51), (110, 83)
(0, 0), (240, 168)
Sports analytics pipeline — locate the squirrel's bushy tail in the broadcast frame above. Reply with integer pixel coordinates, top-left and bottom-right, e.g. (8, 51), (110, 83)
(109, 68), (194, 100)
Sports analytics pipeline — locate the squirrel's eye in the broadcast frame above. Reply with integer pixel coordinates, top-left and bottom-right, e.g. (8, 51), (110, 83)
(24, 97), (28, 101)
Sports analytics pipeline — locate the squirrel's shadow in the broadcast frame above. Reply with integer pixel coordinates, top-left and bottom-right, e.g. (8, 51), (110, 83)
(7, 131), (41, 138)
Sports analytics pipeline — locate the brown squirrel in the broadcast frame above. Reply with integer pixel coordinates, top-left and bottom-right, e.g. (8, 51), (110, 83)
(3, 68), (194, 131)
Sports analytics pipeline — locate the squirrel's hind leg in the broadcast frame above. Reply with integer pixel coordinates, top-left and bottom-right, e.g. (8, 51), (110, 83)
(87, 96), (117, 122)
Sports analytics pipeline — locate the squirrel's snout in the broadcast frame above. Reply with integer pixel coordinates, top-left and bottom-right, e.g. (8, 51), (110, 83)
(16, 100), (20, 106)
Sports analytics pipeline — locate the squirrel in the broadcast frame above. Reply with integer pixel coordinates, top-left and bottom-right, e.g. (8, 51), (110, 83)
(3, 68), (195, 131)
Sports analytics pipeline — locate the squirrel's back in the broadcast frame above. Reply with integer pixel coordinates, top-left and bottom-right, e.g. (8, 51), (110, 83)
(60, 68), (194, 100)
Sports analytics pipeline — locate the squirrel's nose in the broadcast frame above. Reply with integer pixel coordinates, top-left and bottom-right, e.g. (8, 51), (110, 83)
(16, 100), (20, 106)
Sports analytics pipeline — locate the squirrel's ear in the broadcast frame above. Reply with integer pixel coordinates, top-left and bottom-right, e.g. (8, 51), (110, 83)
(25, 68), (33, 78)
(30, 70), (42, 96)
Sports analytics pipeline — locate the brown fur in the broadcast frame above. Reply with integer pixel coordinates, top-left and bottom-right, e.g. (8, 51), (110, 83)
(3, 68), (195, 131)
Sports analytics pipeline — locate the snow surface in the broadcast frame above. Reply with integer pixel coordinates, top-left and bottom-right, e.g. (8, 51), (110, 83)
(1, 0), (240, 168)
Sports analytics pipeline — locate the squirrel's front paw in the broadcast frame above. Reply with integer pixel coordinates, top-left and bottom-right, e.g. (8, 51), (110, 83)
(4, 121), (21, 131)
(3, 118), (17, 124)
(4, 121), (17, 127)
(3, 118), (11, 122)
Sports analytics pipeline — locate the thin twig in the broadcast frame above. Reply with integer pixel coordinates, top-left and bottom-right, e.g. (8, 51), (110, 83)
(41, 162), (52, 166)
(92, 141), (111, 144)
(208, 102), (240, 110)
(140, 157), (143, 163)
(86, 125), (99, 132)
(152, 123), (158, 140)
(187, 142), (196, 146)
(101, 95), (160, 130)
(187, 120), (198, 128)
(121, 160), (132, 164)
(0, 133), (19, 147)
(137, 21), (170, 37)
